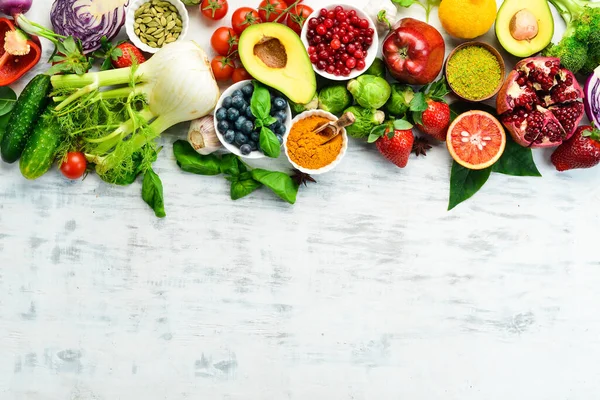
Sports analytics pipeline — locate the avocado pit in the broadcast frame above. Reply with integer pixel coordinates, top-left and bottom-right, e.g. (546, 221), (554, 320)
(509, 9), (539, 41)
(253, 37), (287, 69)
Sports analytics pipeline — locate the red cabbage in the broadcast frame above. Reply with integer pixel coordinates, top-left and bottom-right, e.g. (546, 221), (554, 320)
(50, 0), (128, 54)
(584, 66), (600, 128)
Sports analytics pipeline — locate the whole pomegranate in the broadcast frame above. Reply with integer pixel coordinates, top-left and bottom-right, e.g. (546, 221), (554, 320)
(496, 57), (584, 148)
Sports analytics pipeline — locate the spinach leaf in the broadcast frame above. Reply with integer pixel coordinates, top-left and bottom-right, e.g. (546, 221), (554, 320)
(173, 140), (221, 175)
(142, 168), (166, 218)
(448, 161), (492, 211)
(259, 127), (281, 158)
(251, 168), (299, 204)
(229, 171), (262, 200)
(492, 135), (542, 177)
(250, 81), (272, 120)
(0, 87), (16, 117)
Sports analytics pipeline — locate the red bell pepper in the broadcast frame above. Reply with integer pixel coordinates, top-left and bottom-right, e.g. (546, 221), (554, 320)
(0, 17), (41, 86)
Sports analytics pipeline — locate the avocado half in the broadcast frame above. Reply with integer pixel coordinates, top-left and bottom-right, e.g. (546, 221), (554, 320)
(239, 23), (317, 105)
(495, 0), (554, 57)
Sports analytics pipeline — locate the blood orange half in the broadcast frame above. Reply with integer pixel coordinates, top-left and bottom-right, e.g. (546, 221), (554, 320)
(446, 110), (506, 170)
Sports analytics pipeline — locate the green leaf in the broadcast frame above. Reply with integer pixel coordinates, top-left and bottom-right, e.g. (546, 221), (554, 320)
(231, 175), (262, 200)
(220, 153), (245, 176)
(367, 124), (388, 143)
(250, 81), (272, 120)
(251, 168), (299, 204)
(492, 135), (542, 177)
(173, 140), (222, 175)
(62, 36), (77, 54)
(426, 77), (450, 100)
(259, 127), (281, 158)
(448, 161), (492, 211)
(409, 92), (428, 112)
(392, 0), (419, 7)
(142, 168), (166, 218)
(0, 87), (17, 117)
(393, 119), (413, 130)
(263, 116), (278, 126)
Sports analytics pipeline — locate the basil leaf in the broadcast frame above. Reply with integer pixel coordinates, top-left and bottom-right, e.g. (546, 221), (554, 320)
(448, 161), (492, 211)
(0, 87), (16, 117)
(220, 153), (244, 176)
(250, 81), (272, 120)
(259, 127), (281, 158)
(231, 175), (262, 200)
(492, 135), (542, 177)
(251, 168), (299, 204)
(263, 116), (278, 126)
(173, 140), (221, 175)
(142, 168), (166, 218)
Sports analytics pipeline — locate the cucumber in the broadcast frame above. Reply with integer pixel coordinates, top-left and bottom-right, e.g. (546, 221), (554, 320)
(0, 74), (51, 163)
(19, 107), (63, 180)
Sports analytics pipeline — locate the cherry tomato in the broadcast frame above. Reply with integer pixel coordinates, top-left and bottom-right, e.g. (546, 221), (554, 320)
(60, 152), (87, 180)
(232, 66), (252, 83)
(210, 27), (238, 56)
(211, 55), (235, 81)
(231, 7), (261, 34)
(286, 4), (313, 35)
(201, 0), (228, 20)
(258, 0), (287, 23)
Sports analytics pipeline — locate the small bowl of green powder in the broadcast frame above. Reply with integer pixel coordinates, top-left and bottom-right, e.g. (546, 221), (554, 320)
(445, 42), (505, 102)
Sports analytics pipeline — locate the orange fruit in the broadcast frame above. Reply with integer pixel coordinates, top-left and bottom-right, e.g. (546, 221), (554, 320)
(446, 110), (506, 170)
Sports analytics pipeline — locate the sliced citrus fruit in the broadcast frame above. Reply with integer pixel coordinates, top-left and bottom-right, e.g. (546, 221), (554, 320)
(446, 110), (506, 170)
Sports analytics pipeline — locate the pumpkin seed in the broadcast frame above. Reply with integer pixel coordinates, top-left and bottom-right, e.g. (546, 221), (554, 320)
(166, 21), (176, 30)
(145, 27), (157, 34)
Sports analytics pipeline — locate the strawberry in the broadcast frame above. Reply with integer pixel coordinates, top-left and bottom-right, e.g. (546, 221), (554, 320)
(408, 77), (451, 141)
(368, 119), (414, 168)
(93, 38), (146, 70)
(551, 125), (600, 171)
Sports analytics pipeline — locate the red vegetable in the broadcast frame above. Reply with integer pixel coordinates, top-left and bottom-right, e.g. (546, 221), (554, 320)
(60, 152), (87, 180)
(0, 17), (41, 85)
(285, 4), (313, 35)
(201, 0), (228, 21)
(231, 7), (260, 34)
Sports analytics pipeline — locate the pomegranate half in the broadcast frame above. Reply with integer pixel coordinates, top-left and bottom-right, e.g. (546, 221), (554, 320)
(496, 57), (584, 148)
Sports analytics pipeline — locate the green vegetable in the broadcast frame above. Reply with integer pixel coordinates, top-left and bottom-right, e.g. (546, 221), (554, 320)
(142, 167), (166, 218)
(251, 169), (299, 204)
(289, 93), (318, 114)
(251, 81), (281, 158)
(344, 106), (385, 138)
(364, 58), (386, 78)
(19, 107), (64, 180)
(318, 84), (353, 115)
(173, 140), (221, 175)
(448, 161), (491, 211)
(1, 74), (51, 163)
(385, 84), (414, 116)
(347, 75), (391, 109)
(391, 0), (441, 22)
(228, 171), (263, 200)
(542, 0), (600, 74)
(0, 87), (17, 117)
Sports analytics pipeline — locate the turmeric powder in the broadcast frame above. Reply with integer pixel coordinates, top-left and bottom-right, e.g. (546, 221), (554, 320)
(286, 115), (344, 170)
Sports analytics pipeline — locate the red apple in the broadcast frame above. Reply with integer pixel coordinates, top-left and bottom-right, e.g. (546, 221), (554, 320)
(382, 18), (446, 85)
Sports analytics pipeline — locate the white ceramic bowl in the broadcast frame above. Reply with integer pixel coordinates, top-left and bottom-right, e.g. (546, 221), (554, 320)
(300, 4), (378, 82)
(283, 110), (348, 175)
(214, 80), (292, 159)
(125, 0), (189, 54)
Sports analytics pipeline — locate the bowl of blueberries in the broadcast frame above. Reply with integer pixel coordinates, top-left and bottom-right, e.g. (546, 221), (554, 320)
(214, 80), (292, 158)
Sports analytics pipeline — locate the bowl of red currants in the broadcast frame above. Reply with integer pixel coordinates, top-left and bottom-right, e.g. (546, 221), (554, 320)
(301, 4), (378, 81)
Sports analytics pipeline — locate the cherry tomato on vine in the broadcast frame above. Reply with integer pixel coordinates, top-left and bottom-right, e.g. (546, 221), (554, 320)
(210, 27), (238, 56)
(201, 0), (228, 20)
(232, 66), (252, 83)
(211, 55), (235, 81)
(60, 152), (87, 180)
(258, 0), (287, 23)
(231, 7), (261, 34)
(286, 4), (313, 35)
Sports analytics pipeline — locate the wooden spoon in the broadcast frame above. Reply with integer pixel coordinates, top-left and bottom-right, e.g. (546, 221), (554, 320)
(316, 112), (356, 145)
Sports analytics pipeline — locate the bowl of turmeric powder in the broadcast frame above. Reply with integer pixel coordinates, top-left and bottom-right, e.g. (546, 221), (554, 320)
(283, 110), (348, 175)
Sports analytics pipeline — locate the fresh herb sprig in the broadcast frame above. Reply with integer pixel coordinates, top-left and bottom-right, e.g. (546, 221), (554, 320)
(250, 82), (281, 158)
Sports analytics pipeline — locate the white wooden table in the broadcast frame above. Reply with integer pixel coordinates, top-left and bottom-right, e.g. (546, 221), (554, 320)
(1, 1), (600, 398)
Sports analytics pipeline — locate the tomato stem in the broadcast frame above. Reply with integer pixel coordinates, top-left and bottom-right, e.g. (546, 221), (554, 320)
(273, 0), (301, 23)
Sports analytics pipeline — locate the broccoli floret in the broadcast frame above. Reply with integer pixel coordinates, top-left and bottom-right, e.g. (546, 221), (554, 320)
(547, 0), (600, 74)
(581, 40), (600, 75)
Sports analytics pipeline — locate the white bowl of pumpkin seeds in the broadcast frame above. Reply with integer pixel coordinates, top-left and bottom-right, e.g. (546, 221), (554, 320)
(125, 0), (189, 54)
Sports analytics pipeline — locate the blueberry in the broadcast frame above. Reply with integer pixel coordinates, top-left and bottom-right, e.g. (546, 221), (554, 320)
(242, 120), (254, 134)
(274, 110), (287, 124)
(240, 144), (252, 155)
(250, 131), (260, 142)
(272, 97), (287, 111)
(275, 123), (286, 136)
(215, 107), (227, 121)
(232, 95), (246, 110)
(217, 120), (230, 132)
(245, 107), (255, 120)
(232, 89), (243, 98)
(276, 134), (283, 144)
(249, 141), (258, 151)
(227, 108), (240, 121)
(235, 132), (248, 146)
(234, 115), (248, 130)
(242, 84), (254, 98)
(224, 129), (235, 144)
(222, 96), (232, 108)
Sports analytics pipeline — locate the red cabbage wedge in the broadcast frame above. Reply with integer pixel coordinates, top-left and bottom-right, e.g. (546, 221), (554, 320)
(50, 0), (128, 53)
(585, 66), (600, 128)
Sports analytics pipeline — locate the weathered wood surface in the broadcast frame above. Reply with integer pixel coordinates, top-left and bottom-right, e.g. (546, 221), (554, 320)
(1, 1), (600, 399)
